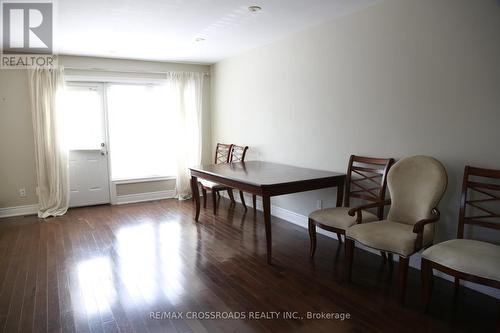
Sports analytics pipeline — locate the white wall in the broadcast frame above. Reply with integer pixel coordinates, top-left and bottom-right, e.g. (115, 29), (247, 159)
(211, 0), (500, 295)
(0, 55), (211, 208)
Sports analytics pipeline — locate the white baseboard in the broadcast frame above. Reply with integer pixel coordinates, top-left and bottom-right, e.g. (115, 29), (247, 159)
(223, 192), (500, 299)
(0, 190), (176, 217)
(115, 190), (176, 205)
(0, 204), (39, 218)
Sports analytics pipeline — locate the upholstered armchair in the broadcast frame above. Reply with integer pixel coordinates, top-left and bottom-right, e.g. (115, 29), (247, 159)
(421, 166), (500, 310)
(345, 155), (448, 304)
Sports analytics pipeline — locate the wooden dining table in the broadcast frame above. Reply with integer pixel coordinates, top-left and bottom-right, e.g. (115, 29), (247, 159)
(189, 161), (346, 264)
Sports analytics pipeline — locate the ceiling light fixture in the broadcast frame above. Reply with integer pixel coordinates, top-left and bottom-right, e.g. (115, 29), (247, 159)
(195, 37), (205, 42)
(248, 5), (262, 12)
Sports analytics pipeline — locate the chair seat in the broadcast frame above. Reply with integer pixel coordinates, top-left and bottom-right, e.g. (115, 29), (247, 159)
(422, 239), (500, 282)
(199, 179), (230, 190)
(308, 207), (378, 230)
(346, 220), (434, 257)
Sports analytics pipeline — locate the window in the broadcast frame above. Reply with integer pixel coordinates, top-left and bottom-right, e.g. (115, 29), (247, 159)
(107, 83), (176, 180)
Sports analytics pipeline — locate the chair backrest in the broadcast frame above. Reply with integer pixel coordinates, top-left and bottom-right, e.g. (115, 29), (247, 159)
(387, 156), (447, 225)
(458, 166), (500, 238)
(344, 155), (395, 218)
(230, 145), (249, 162)
(215, 143), (233, 164)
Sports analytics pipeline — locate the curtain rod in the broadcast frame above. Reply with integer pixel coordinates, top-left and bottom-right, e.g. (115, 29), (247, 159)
(64, 66), (210, 76)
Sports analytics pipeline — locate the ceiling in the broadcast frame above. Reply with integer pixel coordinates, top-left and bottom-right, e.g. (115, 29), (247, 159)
(56, 0), (380, 64)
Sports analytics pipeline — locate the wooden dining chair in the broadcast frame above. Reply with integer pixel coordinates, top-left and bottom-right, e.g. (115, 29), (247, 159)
(346, 156), (448, 304)
(200, 143), (235, 214)
(421, 166), (500, 310)
(308, 155), (394, 258)
(229, 145), (250, 209)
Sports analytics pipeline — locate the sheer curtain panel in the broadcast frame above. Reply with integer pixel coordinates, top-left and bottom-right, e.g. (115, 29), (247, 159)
(166, 72), (204, 200)
(28, 67), (69, 218)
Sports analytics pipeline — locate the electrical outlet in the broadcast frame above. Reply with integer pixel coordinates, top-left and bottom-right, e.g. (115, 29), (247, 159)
(316, 199), (322, 209)
(19, 188), (26, 198)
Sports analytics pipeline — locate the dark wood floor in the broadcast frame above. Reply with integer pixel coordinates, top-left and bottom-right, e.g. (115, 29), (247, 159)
(0, 198), (498, 333)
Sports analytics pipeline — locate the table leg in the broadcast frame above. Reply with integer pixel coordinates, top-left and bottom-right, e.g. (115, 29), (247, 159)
(336, 181), (345, 207)
(191, 175), (200, 221)
(252, 194), (257, 213)
(262, 195), (272, 264)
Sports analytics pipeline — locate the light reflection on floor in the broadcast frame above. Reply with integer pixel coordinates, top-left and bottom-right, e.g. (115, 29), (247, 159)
(77, 256), (116, 317)
(159, 222), (184, 304)
(117, 223), (158, 304)
(76, 220), (185, 317)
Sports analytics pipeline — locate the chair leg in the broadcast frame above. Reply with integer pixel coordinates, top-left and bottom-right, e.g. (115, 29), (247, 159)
(421, 258), (433, 312)
(336, 233), (342, 244)
(381, 251), (387, 263)
(497, 304), (500, 332)
(345, 239), (355, 281)
(212, 191), (217, 215)
(252, 194), (257, 212)
(454, 277), (460, 295)
(308, 219), (317, 259)
(202, 188), (207, 208)
(227, 189), (235, 203)
(239, 191), (247, 210)
(388, 253), (394, 271)
(398, 256), (409, 305)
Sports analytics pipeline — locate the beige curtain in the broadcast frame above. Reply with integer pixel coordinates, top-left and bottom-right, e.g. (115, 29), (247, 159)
(166, 72), (204, 200)
(28, 67), (69, 218)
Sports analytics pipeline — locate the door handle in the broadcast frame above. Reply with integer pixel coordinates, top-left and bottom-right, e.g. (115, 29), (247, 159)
(100, 143), (108, 156)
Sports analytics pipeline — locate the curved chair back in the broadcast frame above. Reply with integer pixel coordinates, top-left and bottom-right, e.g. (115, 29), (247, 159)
(230, 145), (249, 163)
(344, 155), (395, 218)
(387, 156), (447, 225)
(215, 143), (233, 164)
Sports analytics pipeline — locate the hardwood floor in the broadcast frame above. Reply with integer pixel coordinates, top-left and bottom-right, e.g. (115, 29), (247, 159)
(0, 198), (498, 333)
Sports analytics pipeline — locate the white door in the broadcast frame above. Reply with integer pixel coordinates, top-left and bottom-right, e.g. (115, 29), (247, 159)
(63, 83), (111, 207)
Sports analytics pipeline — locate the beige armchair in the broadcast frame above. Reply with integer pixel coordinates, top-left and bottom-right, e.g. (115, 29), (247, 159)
(345, 155), (448, 304)
(421, 166), (500, 310)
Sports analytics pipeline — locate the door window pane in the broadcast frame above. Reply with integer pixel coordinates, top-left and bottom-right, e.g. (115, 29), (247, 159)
(61, 86), (104, 150)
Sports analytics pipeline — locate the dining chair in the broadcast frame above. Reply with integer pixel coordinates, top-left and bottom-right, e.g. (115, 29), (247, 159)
(200, 143), (235, 214)
(308, 155), (394, 258)
(229, 145), (250, 209)
(421, 166), (500, 310)
(345, 155), (448, 304)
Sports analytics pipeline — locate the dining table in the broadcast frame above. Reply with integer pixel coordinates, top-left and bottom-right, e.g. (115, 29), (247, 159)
(189, 161), (346, 264)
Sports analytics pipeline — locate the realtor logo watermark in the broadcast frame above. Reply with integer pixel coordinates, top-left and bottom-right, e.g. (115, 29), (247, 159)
(1, 1), (56, 68)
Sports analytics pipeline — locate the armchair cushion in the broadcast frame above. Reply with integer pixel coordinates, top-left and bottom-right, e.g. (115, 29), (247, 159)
(422, 239), (500, 282)
(309, 207), (378, 230)
(346, 220), (434, 256)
